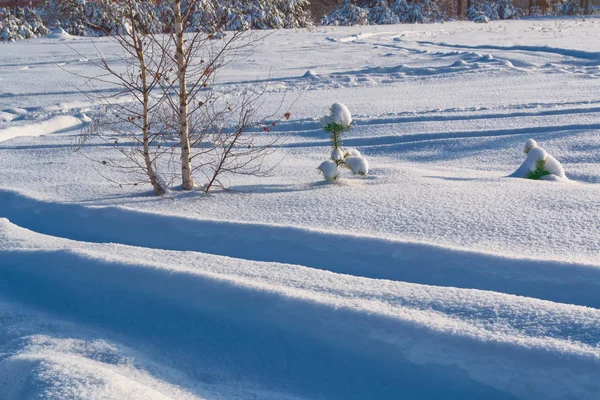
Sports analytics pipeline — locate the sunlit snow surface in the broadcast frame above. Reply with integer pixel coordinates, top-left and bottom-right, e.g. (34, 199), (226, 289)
(1, 18), (600, 400)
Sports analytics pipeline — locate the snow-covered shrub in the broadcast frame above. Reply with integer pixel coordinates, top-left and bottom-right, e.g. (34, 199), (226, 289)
(278, 0), (312, 29)
(510, 139), (567, 181)
(369, 0), (400, 24)
(318, 103), (370, 181)
(468, 0), (519, 21)
(159, 0), (311, 33)
(0, 7), (42, 42)
(390, 0), (411, 20)
(529, 5), (542, 16)
(43, 0), (87, 36)
(558, 0), (583, 15)
(321, 0), (370, 26)
(85, 0), (128, 36)
(496, 0), (520, 19)
(22, 7), (49, 36)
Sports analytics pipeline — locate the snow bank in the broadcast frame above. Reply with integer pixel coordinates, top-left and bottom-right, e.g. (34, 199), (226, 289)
(0, 115), (84, 143)
(1, 219), (600, 400)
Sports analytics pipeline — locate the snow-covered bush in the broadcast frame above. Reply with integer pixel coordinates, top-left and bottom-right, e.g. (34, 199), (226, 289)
(369, 0), (400, 24)
(510, 139), (567, 182)
(496, 0), (520, 19)
(467, 0), (519, 21)
(558, 0), (583, 15)
(323, 0), (445, 26)
(43, 0), (87, 36)
(321, 0), (370, 26)
(318, 104), (370, 181)
(42, 0), (311, 35)
(0, 7), (45, 42)
(22, 7), (49, 37)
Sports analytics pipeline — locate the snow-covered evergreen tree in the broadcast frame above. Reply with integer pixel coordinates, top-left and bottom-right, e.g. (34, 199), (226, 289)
(368, 0), (400, 24)
(23, 7), (49, 36)
(0, 6), (46, 41)
(278, 0), (312, 28)
(558, 0), (583, 15)
(467, 0), (519, 21)
(390, 0), (411, 21)
(318, 103), (370, 181)
(43, 0), (87, 36)
(496, 0), (520, 19)
(321, 0), (370, 26)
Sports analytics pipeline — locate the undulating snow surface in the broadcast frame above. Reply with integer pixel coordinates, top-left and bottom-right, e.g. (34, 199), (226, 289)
(1, 18), (600, 400)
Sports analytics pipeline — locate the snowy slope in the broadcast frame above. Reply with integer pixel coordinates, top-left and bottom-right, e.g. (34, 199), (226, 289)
(1, 17), (600, 400)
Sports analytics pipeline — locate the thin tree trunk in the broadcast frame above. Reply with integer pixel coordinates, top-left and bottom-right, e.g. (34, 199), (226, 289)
(139, 49), (164, 195)
(131, 3), (164, 196)
(174, 0), (194, 190)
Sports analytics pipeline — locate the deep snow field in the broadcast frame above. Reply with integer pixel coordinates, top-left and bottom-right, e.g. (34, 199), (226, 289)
(1, 17), (600, 400)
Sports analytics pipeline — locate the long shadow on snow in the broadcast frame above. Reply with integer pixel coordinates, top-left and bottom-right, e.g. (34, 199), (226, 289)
(0, 250), (516, 400)
(1, 189), (599, 309)
(277, 123), (600, 150)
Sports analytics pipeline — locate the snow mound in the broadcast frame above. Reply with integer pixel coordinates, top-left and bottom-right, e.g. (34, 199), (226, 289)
(46, 27), (73, 40)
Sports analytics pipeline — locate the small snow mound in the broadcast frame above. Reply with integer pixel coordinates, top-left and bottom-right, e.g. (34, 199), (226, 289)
(47, 27), (73, 39)
(319, 160), (339, 180)
(345, 156), (369, 176)
(479, 54), (494, 62)
(451, 60), (469, 67)
(303, 70), (319, 79)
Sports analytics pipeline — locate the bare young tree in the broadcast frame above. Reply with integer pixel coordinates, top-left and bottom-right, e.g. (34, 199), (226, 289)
(152, 0), (291, 193)
(75, 0), (169, 195)
(75, 0), (292, 195)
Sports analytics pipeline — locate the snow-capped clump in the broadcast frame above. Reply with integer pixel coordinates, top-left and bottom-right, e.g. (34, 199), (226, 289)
(319, 160), (339, 181)
(331, 148), (345, 162)
(344, 148), (362, 157)
(345, 156), (369, 176)
(511, 139), (567, 181)
(331, 103), (352, 128)
(524, 139), (537, 153)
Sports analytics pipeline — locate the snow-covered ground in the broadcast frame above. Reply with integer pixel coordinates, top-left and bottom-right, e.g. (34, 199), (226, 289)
(1, 18), (600, 399)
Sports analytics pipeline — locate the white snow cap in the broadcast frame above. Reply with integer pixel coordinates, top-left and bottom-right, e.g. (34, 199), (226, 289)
(345, 156), (369, 176)
(344, 148), (361, 157)
(330, 103), (352, 127)
(331, 148), (345, 161)
(524, 139), (538, 153)
(319, 160), (339, 180)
